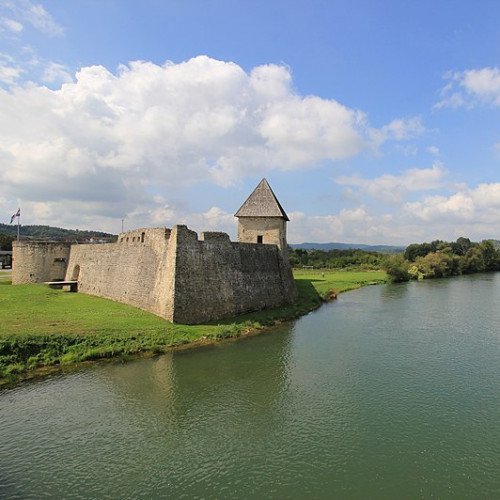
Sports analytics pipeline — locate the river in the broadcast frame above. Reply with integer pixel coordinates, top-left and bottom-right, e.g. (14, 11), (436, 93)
(1, 274), (499, 498)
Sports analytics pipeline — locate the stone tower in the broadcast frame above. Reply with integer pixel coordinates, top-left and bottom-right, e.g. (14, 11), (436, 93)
(235, 178), (289, 251)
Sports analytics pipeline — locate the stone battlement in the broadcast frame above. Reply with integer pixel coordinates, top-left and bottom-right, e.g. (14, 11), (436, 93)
(117, 227), (171, 244)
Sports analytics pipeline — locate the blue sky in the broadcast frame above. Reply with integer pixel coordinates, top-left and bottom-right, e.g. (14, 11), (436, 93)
(1, 0), (499, 244)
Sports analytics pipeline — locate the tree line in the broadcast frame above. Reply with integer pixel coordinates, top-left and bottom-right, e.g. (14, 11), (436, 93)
(288, 247), (387, 270)
(0, 224), (116, 247)
(385, 237), (500, 282)
(289, 236), (500, 283)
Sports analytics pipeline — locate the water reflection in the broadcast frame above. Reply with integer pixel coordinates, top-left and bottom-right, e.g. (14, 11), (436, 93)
(1, 276), (499, 498)
(96, 324), (294, 418)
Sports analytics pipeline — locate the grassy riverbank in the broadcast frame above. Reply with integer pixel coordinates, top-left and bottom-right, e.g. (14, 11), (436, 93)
(0, 269), (387, 383)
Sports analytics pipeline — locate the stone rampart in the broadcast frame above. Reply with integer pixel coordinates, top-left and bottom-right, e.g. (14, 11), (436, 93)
(12, 225), (297, 324)
(12, 241), (72, 284)
(64, 228), (175, 318)
(170, 225), (296, 324)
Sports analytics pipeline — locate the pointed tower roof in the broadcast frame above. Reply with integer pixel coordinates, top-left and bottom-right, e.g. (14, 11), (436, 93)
(235, 178), (290, 221)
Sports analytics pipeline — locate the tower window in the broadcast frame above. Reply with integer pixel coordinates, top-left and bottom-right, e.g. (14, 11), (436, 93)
(257, 235), (263, 244)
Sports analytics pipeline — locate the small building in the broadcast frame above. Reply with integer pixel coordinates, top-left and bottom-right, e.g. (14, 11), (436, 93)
(0, 251), (13, 268)
(235, 178), (289, 251)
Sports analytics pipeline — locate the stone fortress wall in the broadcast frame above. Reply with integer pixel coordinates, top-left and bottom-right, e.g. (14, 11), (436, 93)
(11, 179), (297, 324)
(64, 227), (175, 319)
(13, 225), (296, 324)
(171, 226), (295, 323)
(12, 241), (72, 284)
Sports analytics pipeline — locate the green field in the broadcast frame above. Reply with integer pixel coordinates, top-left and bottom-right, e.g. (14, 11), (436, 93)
(293, 269), (387, 295)
(0, 269), (387, 382)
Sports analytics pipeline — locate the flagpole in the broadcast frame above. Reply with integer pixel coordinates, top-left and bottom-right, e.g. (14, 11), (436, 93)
(17, 210), (20, 242)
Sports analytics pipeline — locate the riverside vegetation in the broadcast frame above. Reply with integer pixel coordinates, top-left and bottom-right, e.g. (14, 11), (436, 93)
(0, 268), (387, 383)
(384, 237), (500, 282)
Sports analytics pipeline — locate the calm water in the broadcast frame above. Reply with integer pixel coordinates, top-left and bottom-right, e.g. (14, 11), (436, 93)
(1, 275), (499, 499)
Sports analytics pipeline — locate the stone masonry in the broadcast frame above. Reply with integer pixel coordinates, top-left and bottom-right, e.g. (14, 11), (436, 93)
(12, 241), (71, 284)
(12, 179), (297, 324)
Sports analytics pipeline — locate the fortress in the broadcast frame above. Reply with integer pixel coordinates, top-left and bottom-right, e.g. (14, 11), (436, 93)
(12, 179), (297, 324)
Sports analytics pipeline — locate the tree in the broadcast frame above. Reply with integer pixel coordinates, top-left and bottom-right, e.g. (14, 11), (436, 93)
(0, 232), (14, 251)
(385, 254), (411, 282)
(417, 252), (452, 278)
(463, 247), (485, 274)
(451, 237), (472, 256)
(478, 240), (500, 271)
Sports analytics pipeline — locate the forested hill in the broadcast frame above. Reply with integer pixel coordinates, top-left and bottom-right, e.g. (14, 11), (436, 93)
(291, 242), (404, 253)
(0, 223), (115, 241)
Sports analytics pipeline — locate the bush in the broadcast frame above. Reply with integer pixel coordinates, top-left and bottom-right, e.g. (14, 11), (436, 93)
(385, 255), (411, 282)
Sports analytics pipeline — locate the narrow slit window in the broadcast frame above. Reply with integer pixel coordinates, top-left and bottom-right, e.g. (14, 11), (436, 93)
(257, 235), (263, 244)
(141, 232), (145, 243)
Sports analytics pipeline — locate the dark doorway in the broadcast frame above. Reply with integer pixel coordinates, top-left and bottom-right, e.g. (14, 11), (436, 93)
(257, 235), (263, 244)
(71, 265), (80, 281)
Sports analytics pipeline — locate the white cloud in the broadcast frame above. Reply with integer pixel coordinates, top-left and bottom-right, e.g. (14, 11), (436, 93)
(405, 182), (500, 224)
(369, 116), (425, 148)
(288, 211), (344, 243)
(0, 55), (418, 229)
(462, 67), (500, 105)
(2, 0), (63, 36)
(335, 163), (446, 203)
(427, 145), (440, 157)
(405, 192), (475, 222)
(286, 207), (412, 245)
(286, 181), (500, 244)
(3, 55), (469, 244)
(0, 3), (65, 88)
(163, 183), (499, 245)
(42, 61), (72, 84)
(0, 52), (23, 85)
(435, 67), (500, 109)
(0, 63), (22, 84)
(1, 16), (23, 32)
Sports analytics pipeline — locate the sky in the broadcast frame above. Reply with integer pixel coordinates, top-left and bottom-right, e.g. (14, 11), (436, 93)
(0, 0), (499, 245)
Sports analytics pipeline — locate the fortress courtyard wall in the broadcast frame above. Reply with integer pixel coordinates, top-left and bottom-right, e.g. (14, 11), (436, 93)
(64, 228), (175, 319)
(12, 241), (72, 284)
(170, 225), (297, 324)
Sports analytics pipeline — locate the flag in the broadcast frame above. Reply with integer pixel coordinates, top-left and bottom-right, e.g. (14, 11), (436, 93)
(10, 208), (20, 224)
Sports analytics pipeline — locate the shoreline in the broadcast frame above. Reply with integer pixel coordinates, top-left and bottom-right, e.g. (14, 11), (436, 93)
(1, 317), (298, 388)
(0, 293), (322, 389)
(0, 270), (387, 388)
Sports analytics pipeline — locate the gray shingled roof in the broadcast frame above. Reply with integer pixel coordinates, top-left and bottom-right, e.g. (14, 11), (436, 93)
(234, 178), (290, 221)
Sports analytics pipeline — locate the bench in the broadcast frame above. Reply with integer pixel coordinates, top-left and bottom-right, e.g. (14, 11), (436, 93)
(44, 280), (78, 292)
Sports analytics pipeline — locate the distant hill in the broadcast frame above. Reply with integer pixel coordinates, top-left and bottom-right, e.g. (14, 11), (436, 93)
(0, 223), (116, 242)
(291, 242), (405, 253)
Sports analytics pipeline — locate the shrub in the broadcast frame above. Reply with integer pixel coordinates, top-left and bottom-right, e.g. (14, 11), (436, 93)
(385, 255), (411, 282)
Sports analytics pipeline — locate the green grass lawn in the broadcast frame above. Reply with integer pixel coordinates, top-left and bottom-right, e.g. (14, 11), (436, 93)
(0, 269), (387, 382)
(293, 269), (387, 296)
